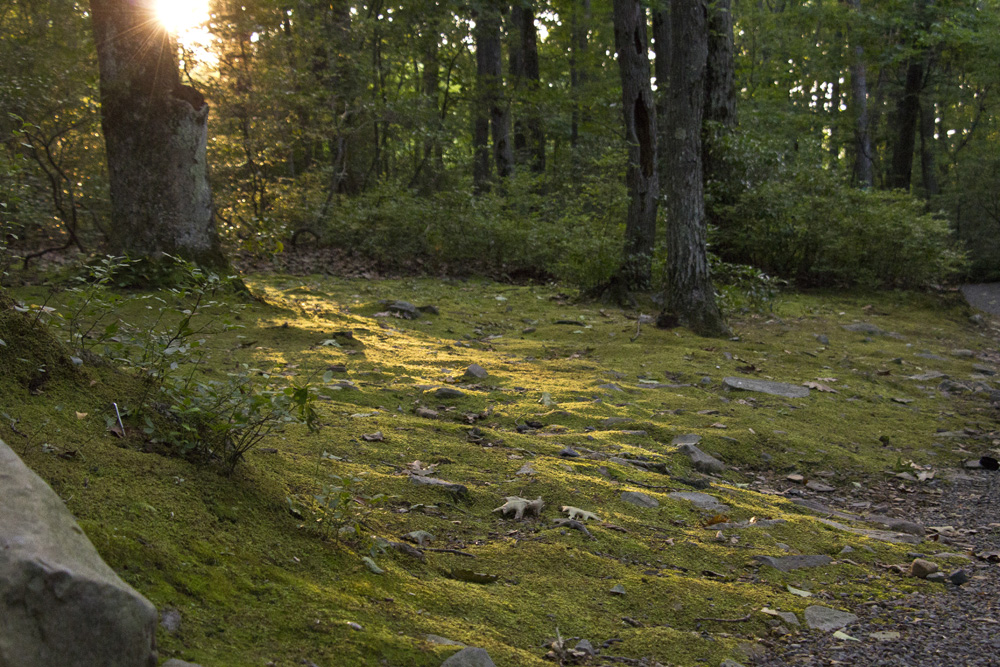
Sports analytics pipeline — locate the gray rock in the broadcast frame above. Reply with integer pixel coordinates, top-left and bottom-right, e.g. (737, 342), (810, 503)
(621, 491), (659, 508)
(597, 383), (625, 392)
(842, 323), (885, 335)
(925, 572), (947, 583)
(558, 447), (581, 458)
(677, 443), (725, 474)
(720, 661), (747, 667)
(949, 569), (970, 585)
(463, 364), (489, 379)
(672, 433), (702, 446)
(162, 661), (202, 667)
(885, 520), (924, 536)
(160, 608), (182, 635)
(389, 300), (420, 319)
(669, 491), (730, 513)
(425, 634), (466, 647)
(722, 377), (810, 399)
(915, 352), (947, 361)
(803, 605), (858, 631)
(973, 364), (996, 376)
(0, 438), (158, 667)
(415, 407), (439, 419)
(609, 584), (626, 595)
(908, 371), (948, 381)
(970, 313), (986, 325)
(909, 558), (939, 578)
(440, 647), (496, 667)
(435, 387), (465, 399)
(755, 554), (834, 572)
(574, 639), (595, 656)
(951, 349), (975, 358)
(815, 334), (830, 345)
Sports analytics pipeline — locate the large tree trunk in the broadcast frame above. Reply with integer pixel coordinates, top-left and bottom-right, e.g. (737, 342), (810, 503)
(89, 0), (226, 270)
(704, 0), (736, 128)
(918, 60), (940, 198)
(509, 2), (545, 173)
(847, 0), (874, 188)
(660, 0), (728, 337)
(612, 0), (658, 290)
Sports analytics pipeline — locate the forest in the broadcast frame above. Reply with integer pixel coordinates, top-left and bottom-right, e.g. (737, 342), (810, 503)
(2, 0), (1000, 666)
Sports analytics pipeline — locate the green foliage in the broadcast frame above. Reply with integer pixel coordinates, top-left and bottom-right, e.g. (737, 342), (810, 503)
(709, 254), (783, 315)
(717, 168), (967, 288)
(287, 471), (386, 544)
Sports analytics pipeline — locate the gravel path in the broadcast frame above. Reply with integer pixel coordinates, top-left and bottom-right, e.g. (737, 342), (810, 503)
(755, 467), (1000, 666)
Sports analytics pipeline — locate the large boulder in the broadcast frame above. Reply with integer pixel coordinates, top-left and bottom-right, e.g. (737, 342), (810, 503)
(0, 438), (158, 667)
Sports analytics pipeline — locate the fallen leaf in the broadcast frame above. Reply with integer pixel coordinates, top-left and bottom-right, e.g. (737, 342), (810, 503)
(704, 514), (730, 526)
(833, 630), (860, 642)
(802, 381), (838, 393)
(710, 422), (727, 429)
(786, 585), (812, 598)
(75, 411), (88, 419)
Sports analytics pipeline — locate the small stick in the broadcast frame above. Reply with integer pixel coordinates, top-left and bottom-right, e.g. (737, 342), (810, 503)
(113, 402), (125, 433)
(630, 315), (643, 342)
(694, 614), (751, 623)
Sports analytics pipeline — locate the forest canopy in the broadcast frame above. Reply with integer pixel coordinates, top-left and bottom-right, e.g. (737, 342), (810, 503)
(0, 0), (994, 289)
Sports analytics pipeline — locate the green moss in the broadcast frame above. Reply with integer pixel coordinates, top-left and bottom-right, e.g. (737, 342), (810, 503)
(1, 279), (991, 666)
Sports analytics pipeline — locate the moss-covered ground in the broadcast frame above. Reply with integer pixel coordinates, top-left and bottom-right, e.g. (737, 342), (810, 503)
(2, 276), (998, 666)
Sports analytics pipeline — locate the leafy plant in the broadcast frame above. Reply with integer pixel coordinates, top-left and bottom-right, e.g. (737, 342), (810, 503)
(288, 472), (386, 543)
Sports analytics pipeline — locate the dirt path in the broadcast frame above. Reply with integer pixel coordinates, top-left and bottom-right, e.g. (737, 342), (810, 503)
(961, 284), (1000, 317)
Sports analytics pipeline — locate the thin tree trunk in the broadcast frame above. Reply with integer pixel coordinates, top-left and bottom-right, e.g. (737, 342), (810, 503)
(510, 2), (545, 172)
(652, 8), (670, 178)
(704, 0), (736, 128)
(570, 0), (591, 148)
(887, 57), (923, 191)
(612, 0), (658, 290)
(918, 54), (940, 198)
(660, 0), (728, 337)
(89, 0), (227, 271)
(473, 3), (512, 190)
(847, 0), (873, 188)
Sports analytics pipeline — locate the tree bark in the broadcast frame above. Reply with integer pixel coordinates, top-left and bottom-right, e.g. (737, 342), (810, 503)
(660, 0), (728, 337)
(89, 0), (226, 270)
(510, 2), (545, 172)
(651, 8), (671, 178)
(473, 2), (512, 190)
(918, 60), (940, 198)
(704, 0), (736, 129)
(847, 0), (873, 188)
(887, 57), (923, 191)
(612, 0), (658, 290)
(570, 0), (591, 148)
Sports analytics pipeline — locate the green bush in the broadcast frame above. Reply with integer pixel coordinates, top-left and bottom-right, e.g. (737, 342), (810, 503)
(717, 169), (966, 288)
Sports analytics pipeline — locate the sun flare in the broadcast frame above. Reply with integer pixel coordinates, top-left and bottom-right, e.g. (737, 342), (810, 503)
(155, 0), (209, 36)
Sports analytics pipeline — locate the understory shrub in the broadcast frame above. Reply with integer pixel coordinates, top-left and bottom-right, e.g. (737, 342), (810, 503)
(717, 169), (966, 288)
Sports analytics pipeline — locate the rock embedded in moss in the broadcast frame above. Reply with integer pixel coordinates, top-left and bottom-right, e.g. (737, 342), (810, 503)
(440, 646), (496, 666)
(909, 558), (939, 578)
(621, 491), (659, 508)
(669, 492), (730, 513)
(677, 443), (725, 474)
(722, 377), (810, 399)
(463, 364), (489, 379)
(755, 554), (834, 572)
(803, 605), (858, 631)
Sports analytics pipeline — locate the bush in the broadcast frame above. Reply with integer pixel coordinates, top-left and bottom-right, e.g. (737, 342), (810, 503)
(716, 169), (966, 288)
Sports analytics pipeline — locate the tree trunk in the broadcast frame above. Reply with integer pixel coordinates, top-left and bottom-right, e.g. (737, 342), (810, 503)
(89, 0), (226, 270)
(704, 0), (736, 128)
(651, 8), (671, 178)
(918, 59), (939, 198)
(847, 0), (873, 188)
(510, 2), (545, 172)
(660, 0), (728, 337)
(887, 57), (923, 191)
(612, 0), (658, 290)
(570, 0), (591, 148)
(473, 3), (512, 190)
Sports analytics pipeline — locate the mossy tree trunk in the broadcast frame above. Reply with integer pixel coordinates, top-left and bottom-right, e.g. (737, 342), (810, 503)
(659, 0), (729, 337)
(89, 0), (227, 272)
(612, 0), (658, 290)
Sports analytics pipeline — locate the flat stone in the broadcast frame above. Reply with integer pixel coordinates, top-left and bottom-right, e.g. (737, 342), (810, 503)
(574, 639), (595, 656)
(869, 631), (901, 641)
(416, 407), (439, 419)
(722, 377), (810, 399)
(755, 554), (833, 572)
(463, 364), (489, 379)
(408, 474), (468, 496)
(951, 349), (975, 358)
(816, 334), (830, 345)
(621, 491), (659, 508)
(885, 520), (924, 536)
(440, 647), (496, 667)
(597, 383), (624, 392)
(973, 364), (996, 376)
(677, 443), (725, 474)
(388, 300), (420, 319)
(925, 572), (947, 583)
(842, 323), (885, 335)
(435, 387), (465, 399)
(908, 371), (948, 381)
(672, 433), (702, 446)
(425, 634), (466, 647)
(805, 481), (835, 492)
(668, 492), (730, 513)
(720, 661), (747, 667)
(0, 439), (158, 667)
(803, 605), (858, 632)
(162, 661), (203, 667)
(160, 608), (182, 635)
(915, 353), (947, 361)
(609, 584), (626, 595)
